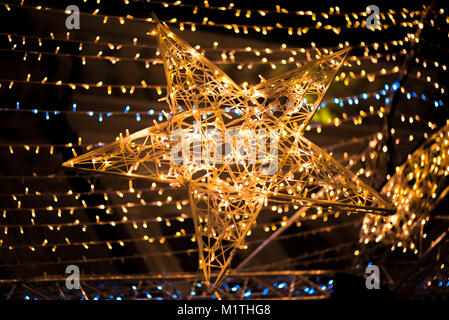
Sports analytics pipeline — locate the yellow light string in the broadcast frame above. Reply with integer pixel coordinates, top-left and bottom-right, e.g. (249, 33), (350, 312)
(2, 31), (411, 56)
(0, 237), (354, 270)
(0, 219), (359, 252)
(0, 44), (408, 69)
(2, 1), (424, 38)
(0, 63), (404, 93)
(0, 79), (162, 94)
(409, 71), (446, 94)
(131, 0), (424, 20)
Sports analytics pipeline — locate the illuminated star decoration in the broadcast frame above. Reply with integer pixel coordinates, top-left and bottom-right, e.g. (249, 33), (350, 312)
(63, 23), (395, 291)
(360, 122), (449, 253)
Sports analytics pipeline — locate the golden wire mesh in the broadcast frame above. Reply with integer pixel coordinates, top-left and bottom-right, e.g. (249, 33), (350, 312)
(63, 23), (395, 290)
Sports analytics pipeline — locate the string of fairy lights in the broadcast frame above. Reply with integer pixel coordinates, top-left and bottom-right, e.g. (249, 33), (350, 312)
(0, 217), (360, 253)
(0, 81), (443, 127)
(2, 1), (430, 36)
(0, 0), (448, 298)
(0, 39), (408, 86)
(130, 0), (418, 20)
(1, 66), (444, 101)
(0, 42), (408, 70)
(0, 242), (355, 272)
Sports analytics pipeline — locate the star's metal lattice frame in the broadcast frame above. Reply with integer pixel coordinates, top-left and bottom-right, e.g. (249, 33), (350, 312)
(63, 23), (395, 291)
(360, 123), (449, 251)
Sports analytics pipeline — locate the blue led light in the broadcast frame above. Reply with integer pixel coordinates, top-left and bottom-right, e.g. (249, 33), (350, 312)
(262, 288), (269, 295)
(88, 111), (94, 116)
(392, 81), (400, 91)
(158, 114), (163, 122)
(277, 282), (286, 289)
(243, 290), (252, 298)
(136, 113), (141, 121)
(231, 285), (240, 292)
(124, 105), (130, 113)
(157, 285), (163, 290)
(362, 93), (368, 100)
(148, 109), (155, 115)
(132, 285), (137, 291)
(328, 279), (334, 285)
(32, 109), (38, 114)
(98, 114), (103, 122)
(72, 103), (77, 112)
(24, 295), (30, 300)
(146, 293), (152, 299)
(421, 94), (426, 100)
(406, 93), (411, 100)
(375, 93), (380, 100)
(45, 112), (50, 120)
(16, 102), (20, 109)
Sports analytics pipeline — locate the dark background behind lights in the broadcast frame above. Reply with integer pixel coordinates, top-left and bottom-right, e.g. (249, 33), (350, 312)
(0, 0), (447, 300)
